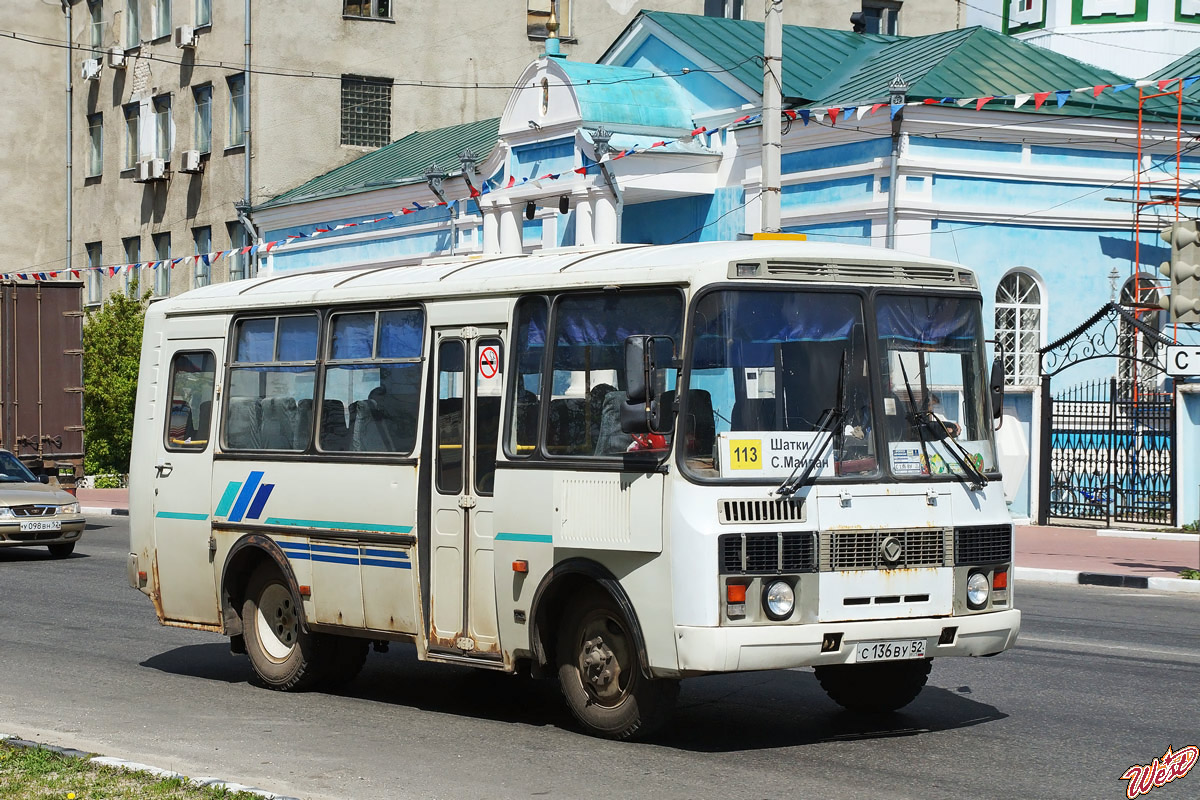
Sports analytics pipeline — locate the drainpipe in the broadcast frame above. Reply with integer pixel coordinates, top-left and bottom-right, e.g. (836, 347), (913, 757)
(63, 1), (73, 275)
(886, 76), (908, 249)
(760, 0), (782, 233)
(243, 0), (251, 212)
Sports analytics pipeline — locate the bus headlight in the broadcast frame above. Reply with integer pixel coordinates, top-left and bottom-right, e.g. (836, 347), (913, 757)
(763, 580), (795, 621)
(966, 571), (990, 610)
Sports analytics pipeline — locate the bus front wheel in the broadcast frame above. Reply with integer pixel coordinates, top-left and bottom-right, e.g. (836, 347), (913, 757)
(242, 563), (330, 691)
(814, 658), (932, 713)
(556, 587), (678, 740)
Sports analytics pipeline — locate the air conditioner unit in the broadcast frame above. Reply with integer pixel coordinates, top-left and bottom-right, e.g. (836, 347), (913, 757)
(148, 158), (167, 180)
(108, 47), (126, 69)
(179, 149), (203, 174)
(174, 24), (197, 49)
(81, 58), (101, 81)
(134, 160), (151, 182)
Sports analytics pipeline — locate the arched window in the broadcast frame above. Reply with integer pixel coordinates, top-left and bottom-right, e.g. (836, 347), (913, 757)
(1118, 275), (1164, 398)
(994, 270), (1045, 385)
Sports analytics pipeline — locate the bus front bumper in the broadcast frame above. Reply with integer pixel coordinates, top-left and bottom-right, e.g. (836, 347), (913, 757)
(673, 609), (1020, 674)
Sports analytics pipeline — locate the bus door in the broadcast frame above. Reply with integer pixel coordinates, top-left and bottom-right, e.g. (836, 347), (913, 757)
(428, 327), (505, 658)
(152, 341), (220, 623)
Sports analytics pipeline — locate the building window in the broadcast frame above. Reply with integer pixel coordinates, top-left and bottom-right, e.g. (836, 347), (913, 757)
(152, 0), (171, 39)
(153, 94), (171, 161)
(125, 0), (140, 48)
(192, 226), (210, 288)
(227, 74), (245, 147)
(122, 236), (140, 296)
(152, 232), (170, 297)
(343, 0), (390, 19)
(89, 1), (104, 52)
(85, 242), (102, 306)
(193, 84), (211, 153)
(527, 0), (570, 39)
(227, 221), (249, 280)
(860, 1), (900, 35)
(1118, 276), (1164, 398)
(195, 0), (211, 27)
(994, 269), (1044, 386)
(340, 75), (391, 148)
(703, 0), (743, 18)
(87, 113), (103, 177)
(123, 103), (139, 168)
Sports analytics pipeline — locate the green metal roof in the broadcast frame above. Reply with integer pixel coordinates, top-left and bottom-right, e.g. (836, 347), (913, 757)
(556, 60), (694, 130)
(260, 117), (500, 210)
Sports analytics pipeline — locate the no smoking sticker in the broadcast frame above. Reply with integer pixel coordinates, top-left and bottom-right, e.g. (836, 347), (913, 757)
(479, 345), (500, 380)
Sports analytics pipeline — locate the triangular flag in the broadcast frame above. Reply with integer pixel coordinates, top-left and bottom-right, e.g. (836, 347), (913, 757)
(1055, 90), (1070, 107)
(573, 166), (587, 174)
(1014, 94), (1031, 109)
(264, 241), (277, 252)
(844, 106), (857, 119)
(813, 109), (826, 123)
(870, 103), (885, 115)
(1111, 83), (1133, 93)
(731, 115), (751, 124)
(1092, 84), (1111, 97)
(1159, 79), (1175, 91)
(799, 109), (810, 125)
(1034, 92), (1051, 110)
(827, 107), (840, 125)
(956, 98), (973, 108)
(856, 106), (868, 120)
(651, 140), (665, 148)
(976, 96), (994, 111)
(505, 175), (515, 188)
(71, 270), (79, 279)
(783, 110), (797, 120)
(690, 125), (707, 137)
(412, 202), (426, 210)
(890, 103), (903, 119)
(1185, 77), (1199, 90)
(923, 98), (938, 105)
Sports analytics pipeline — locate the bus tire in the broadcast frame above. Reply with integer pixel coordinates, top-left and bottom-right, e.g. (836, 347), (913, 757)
(814, 658), (932, 713)
(242, 563), (330, 691)
(47, 542), (75, 559)
(556, 587), (678, 740)
(321, 637), (370, 688)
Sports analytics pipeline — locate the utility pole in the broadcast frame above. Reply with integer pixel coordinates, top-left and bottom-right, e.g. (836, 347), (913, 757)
(761, 0), (782, 233)
(886, 75), (908, 249)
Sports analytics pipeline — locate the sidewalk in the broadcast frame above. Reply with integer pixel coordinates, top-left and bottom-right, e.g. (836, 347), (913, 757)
(77, 488), (1200, 592)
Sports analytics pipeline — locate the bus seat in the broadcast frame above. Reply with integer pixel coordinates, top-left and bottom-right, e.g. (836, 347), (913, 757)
(548, 398), (586, 453)
(514, 389), (540, 450)
(684, 389), (716, 458)
(595, 391), (633, 456)
(295, 398), (313, 450)
(732, 397), (775, 431)
(351, 398), (394, 452)
(320, 399), (349, 451)
(196, 400), (212, 439)
(587, 384), (616, 447)
(167, 400), (195, 444)
(375, 392), (416, 453)
(226, 397), (262, 449)
(260, 396), (298, 449)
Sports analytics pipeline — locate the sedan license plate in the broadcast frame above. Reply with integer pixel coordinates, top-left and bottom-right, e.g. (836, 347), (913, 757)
(19, 519), (61, 532)
(855, 639), (926, 663)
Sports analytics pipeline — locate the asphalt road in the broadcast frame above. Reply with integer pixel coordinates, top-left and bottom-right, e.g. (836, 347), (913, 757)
(2, 517), (1198, 800)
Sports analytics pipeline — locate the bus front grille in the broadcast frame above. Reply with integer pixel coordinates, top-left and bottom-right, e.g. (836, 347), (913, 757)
(718, 498), (804, 524)
(826, 529), (950, 571)
(720, 532), (817, 574)
(954, 525), (1012, 565)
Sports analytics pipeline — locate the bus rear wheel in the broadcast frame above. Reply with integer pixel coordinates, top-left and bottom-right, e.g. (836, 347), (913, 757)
(556, 588), (678, 740)
(242, 563), (330, 691)
(814, 658), (932, 713)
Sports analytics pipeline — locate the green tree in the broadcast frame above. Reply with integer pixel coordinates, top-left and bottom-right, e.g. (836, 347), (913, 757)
(82, 285), (149, 476)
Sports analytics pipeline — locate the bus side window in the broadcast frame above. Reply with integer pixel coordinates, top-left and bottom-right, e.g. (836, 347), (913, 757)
(165, 351), (216, 451)
(506, 296), (548, 458)
(224, 314), (318, 452)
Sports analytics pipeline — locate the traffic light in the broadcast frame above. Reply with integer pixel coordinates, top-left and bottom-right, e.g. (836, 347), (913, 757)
(1158, 218), (1200, 323)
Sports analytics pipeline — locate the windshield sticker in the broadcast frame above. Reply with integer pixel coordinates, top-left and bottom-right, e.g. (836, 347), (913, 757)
(890, 442), (989, 476)
(718, 432), (835, 479)
(890, 444), (926, 475)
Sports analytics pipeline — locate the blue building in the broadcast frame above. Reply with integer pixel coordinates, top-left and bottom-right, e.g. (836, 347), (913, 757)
(250, 12), (1200, 526)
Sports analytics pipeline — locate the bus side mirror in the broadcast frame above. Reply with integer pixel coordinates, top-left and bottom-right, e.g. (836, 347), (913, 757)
(989, 357), (1005, 420)
(622, 335), (675, 435)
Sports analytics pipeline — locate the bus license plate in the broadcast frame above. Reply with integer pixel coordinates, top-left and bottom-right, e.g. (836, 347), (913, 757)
(856, 639), (926, 663)
(19, 520), (61, 532)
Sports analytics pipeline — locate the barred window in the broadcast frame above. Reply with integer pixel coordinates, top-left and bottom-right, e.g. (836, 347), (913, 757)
(344, 0), (390, 19)
(994, 270), (1044, 386)
(340, 75), (391, 148)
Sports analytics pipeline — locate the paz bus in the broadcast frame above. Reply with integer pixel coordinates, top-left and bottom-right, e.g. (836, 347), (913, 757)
(128, 240), (1020, 740)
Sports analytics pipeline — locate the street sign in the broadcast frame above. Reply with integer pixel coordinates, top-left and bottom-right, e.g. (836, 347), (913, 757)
(1166, 345), (1200, 377)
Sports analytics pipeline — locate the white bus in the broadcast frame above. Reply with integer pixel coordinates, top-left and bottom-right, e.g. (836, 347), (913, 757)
(128, 240), (1020, 740)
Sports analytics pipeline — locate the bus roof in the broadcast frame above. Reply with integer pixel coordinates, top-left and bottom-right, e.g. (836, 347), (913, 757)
(153, 240), (973, 316)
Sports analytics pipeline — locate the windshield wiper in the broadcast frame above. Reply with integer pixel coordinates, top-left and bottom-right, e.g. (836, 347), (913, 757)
(897, 358), (987, 490)
(775, 352), (847, 497)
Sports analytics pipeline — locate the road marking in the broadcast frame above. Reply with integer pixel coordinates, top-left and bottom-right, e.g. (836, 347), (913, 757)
(1019, 634), (1200, 661)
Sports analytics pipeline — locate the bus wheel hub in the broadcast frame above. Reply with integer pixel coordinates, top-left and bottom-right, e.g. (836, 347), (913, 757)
(582, 635), (620, 697)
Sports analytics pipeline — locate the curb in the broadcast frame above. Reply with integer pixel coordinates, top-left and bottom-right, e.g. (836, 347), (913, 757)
(0, 733), (298, 800)
(1015, 566), (1200, 593)
(1096, 529), (1199, 542)
(82, 507), (128, 516)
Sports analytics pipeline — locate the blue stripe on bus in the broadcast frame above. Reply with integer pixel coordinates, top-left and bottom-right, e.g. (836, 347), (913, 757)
(245, 483), (275, 521)
(263, 517), (412, 534)
(214, 482), (242, 518)
(155, 511), (209, 521)
(309, 554), (360, 566)
(495, 532), (553, 544)
(309, 543), (359, 555)
(362, 548), (409, 560)
(227, 471), (265, 523)
(361, 558), (413, 569)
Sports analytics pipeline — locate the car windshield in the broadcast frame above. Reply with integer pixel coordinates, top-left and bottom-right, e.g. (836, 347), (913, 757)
(0, 452), (37, 483)
(875, 294), (997, 479)
(683, 289), (876, 480)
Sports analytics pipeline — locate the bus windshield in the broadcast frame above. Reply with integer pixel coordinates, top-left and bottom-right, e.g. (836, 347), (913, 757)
(684, 289), (877, 479)
(875, 294), (997, 479)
